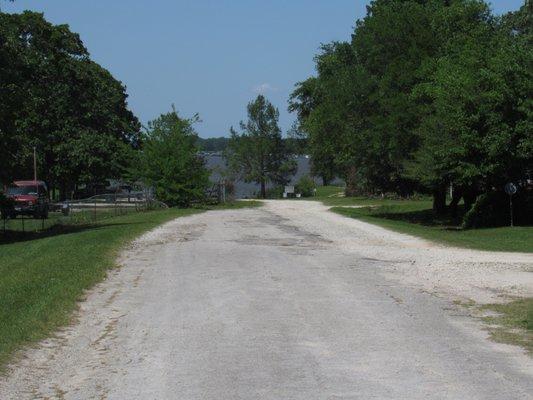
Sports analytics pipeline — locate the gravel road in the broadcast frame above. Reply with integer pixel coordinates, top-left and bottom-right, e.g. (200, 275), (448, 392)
(1, 200), (532, 399)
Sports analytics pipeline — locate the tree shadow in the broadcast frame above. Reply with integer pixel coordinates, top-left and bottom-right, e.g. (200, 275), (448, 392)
(0, 221), (143, 245)
(370, 206), (466, 229)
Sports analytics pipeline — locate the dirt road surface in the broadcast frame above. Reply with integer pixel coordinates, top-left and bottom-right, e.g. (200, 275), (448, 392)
(1, 200), (532, 399)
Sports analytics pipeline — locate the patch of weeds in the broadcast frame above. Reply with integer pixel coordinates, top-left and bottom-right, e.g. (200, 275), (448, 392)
(453, 298), (477, 309)
(479, 298), (533, 353)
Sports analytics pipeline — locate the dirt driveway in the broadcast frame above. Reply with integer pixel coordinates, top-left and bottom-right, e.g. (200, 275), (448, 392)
(1, 200), (532, 399)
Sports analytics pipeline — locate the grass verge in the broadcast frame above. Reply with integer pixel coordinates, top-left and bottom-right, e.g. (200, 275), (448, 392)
(479, 299), (533, 354)
(0, 201), (256, 368)
(311, 187), (532, 252)
(332, 205), (533, 252)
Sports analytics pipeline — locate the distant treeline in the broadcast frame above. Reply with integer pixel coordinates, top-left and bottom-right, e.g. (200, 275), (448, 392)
(197, 136), (307, 154)
(196, 137), (230, 152)
(289, 0), (532, 227)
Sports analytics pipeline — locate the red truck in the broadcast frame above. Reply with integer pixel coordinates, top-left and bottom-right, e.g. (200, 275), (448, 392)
(4, 180), (49, 219)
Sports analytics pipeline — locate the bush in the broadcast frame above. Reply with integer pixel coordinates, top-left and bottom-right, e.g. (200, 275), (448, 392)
(264, 185), (284, 199)
(463, 189), (533, 229)
(0, 193), (14, 219)
(296, 175), (317, 197)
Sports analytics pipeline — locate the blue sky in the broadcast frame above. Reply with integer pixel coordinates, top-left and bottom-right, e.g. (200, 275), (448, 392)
(3, 1), (525, 138)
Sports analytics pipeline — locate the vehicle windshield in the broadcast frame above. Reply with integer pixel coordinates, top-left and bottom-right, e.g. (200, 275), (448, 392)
(6, 186), (39, 196)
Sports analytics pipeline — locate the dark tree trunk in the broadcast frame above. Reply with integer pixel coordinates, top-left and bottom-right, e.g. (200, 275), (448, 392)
(433, 186), (447, 215)
(345, 166), (358, 197)
(260, 180), (266, 199)
(322, 175), (331, 186)
(463, 186), (478, 211)
(449, 185), (463, 218)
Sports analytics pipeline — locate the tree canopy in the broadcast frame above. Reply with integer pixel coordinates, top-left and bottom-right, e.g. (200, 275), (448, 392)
(132, 110), (209, 207)
(0, 11), (140, 198)
(227, 95), (296, 198)
(289, 0), (532, 224)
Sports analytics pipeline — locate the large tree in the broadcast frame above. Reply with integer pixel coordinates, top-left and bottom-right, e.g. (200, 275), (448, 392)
(410, 0), (533, 213)
(227, 95), (296, 198)
(0, 11), (140, 198)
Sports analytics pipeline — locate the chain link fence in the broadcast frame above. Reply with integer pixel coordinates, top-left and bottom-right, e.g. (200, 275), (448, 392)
(1, 193), (168, 236)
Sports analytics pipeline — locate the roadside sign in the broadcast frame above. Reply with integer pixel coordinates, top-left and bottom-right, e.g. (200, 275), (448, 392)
(504, 182), (517, 196)
(504, 182), (517, 227)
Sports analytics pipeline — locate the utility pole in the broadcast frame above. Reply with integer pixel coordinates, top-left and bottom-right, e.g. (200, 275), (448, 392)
(33, 146), (37, 181)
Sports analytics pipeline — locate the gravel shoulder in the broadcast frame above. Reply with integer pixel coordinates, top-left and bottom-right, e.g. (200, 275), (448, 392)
(268, 200), (533, 304)
(0, 201), (531, 399)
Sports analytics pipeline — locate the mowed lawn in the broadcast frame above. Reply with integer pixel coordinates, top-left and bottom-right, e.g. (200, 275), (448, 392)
(314, 186), (533, 253)
(0, 207), (202, 367)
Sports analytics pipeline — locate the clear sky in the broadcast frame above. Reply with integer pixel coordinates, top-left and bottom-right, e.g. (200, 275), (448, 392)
(3, 0), (525, 138)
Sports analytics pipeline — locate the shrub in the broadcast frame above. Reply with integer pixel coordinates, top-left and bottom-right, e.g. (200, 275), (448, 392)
(463, 189), (533, 229)
(296, 175), (317, 197)
(264, 185), (284, 199)
(0, 193), (14, 219)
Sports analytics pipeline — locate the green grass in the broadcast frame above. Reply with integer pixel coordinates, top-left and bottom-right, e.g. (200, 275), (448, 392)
(332, 205), (533, 252)
(1, 205), (153, 233)
(480, 299), (533, 353)
(199, 200), (263, 210)
(310, 186), (532, 253)
(313, 185), (433, 207)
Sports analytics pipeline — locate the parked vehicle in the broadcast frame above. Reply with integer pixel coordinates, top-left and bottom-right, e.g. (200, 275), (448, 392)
(4, 180), (49, 219)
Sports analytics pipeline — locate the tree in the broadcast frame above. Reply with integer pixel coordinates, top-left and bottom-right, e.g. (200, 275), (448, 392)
(227, 95), (296, 198)
(289, 75), (339, 186)
(410, 0), (533, 214)
(0, 11), (140, 198)
(133, 109), (209, 207)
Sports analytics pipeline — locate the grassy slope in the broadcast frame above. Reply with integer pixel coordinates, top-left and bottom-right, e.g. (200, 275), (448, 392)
(314, 186), (532, 253)
(0, 202), (260, 367)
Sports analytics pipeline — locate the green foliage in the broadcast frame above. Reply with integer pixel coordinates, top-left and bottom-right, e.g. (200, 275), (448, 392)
(296, 175), (317, 197)
(133, 110), (210, 207)
(265, 185), (284, 199)
(0, 193), (14, 218)
(411, 0), (532, 196)
(0, 11), (140, 196)
(227, 95), (296, 198)
(290, 0), (533, 226)
(463, 190), (533, 229)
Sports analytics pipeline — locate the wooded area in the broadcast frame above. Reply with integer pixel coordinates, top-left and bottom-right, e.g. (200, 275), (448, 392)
(0, 11), (141, 198)
(289, 0), (532, 227)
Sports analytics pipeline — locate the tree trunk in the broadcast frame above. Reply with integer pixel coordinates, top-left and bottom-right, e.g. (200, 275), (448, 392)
(449, 185), (463, 218)
(322, 175), (331, 186)
(345, 166), (358, 197)
(463, 186), (478, 211)
(260, 180), (266, 199)
(433, 186), (447, 215)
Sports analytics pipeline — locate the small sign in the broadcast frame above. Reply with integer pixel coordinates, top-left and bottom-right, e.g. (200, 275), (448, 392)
(284, 186), (295, 194)
(504, 183), (517, 227)
(504, 182), (517, 196)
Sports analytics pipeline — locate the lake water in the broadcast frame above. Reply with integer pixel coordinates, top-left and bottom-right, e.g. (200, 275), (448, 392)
(204, 154), (328, 198)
